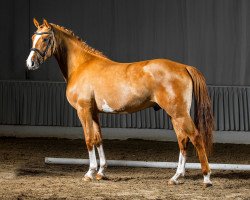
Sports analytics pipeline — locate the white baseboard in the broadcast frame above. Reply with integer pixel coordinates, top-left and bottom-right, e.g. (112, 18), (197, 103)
(0, 125), (249, 144)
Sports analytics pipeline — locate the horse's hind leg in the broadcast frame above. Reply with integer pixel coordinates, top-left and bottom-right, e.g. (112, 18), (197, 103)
(171, 115), (212, 186)
(168, 129), (189, 185)
(155, 88), (211, 186)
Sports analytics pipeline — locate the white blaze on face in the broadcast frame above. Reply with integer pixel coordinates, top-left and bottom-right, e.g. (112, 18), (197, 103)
(26, 33), (42, 69)
(102, 100), (114, 113)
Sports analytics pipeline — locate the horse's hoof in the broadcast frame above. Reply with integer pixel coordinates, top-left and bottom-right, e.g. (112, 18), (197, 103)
(96, 173), (108, 181)
(83, 176), (93, 182)
(203, 182), (213, 188)
(168, 179), (178, 185)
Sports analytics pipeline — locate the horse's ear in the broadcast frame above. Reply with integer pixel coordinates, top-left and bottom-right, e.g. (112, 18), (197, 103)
(43, 19), (51, 28)
(33, 18), (40, 28)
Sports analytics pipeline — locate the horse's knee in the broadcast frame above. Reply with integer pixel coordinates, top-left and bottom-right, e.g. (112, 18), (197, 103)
(94, 132), (103, 146)
(179, 135), (189, 147)
(92, 119), (102, 146)
(85, 134), (102, 150)
(85, 135), (97, 150)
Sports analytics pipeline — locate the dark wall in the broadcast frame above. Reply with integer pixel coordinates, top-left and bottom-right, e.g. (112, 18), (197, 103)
(1, 0), (250, 85)
(0, 0), (29, 80)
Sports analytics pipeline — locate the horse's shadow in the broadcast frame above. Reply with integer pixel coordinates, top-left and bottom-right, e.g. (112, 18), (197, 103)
(183, 171), (250, 181)
(15, 162), (87, 177)
(16, 162), (250, 182)
(208, 171), (249, 180)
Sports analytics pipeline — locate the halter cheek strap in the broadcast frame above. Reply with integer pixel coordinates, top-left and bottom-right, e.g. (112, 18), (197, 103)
(30, 30), (55, 59)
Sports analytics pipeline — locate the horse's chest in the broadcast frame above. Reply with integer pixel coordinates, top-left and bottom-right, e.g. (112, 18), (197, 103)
(66, 82), (93, 109)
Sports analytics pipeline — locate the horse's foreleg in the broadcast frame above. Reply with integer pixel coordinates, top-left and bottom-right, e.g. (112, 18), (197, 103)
(77, 106), (98, 181)
(92, 115), (107, 180)
(96, 144), (107, 180)
(169, 124), (189, 185)
(85, 145), (98, 181)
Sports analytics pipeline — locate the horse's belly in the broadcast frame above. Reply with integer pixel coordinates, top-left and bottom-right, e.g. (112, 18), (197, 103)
(95, 94), (154, 114)
(93, 73), (155, 113)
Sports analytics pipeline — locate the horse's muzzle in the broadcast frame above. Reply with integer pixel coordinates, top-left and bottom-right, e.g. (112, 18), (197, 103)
(26, 52), (40, 70)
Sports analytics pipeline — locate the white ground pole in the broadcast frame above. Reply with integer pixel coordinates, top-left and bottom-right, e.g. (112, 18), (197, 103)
(1, 125), (249, 171)
(45, 157), (250, 171)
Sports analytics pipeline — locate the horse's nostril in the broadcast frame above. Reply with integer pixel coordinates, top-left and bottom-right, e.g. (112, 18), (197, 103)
(31, 61), (34, 66)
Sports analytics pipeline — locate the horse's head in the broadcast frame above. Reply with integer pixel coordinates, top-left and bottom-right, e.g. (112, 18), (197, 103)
(26, 18), (55, 70)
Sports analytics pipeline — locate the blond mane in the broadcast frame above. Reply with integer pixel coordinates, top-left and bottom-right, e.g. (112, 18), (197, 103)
(51, 23), (107, 59)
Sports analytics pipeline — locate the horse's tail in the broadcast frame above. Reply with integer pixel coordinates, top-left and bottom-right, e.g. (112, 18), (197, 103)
(186, 66), (214, 156)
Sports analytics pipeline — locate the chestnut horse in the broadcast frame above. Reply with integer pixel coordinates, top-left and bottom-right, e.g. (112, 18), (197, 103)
(26, 19), (214, 187)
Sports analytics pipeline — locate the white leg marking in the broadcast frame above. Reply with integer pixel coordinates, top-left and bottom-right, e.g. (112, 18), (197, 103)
(170, 152), (186, 183)
(85, 148), (97, 179)
(97, 144), (107, 176)
(176, 152), (186, 176)
(203, 172), (212, 184)
(102, 100), (114, 113)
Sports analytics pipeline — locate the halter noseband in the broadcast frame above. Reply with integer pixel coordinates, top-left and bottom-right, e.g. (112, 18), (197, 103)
(30, 30), (55, 60)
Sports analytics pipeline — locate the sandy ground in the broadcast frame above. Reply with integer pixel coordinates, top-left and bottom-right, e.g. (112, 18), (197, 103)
(0, 137), (249, 200)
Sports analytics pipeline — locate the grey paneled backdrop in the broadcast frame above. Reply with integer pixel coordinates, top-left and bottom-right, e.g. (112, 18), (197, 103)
(0, 81), (250, 131)
(1, 0), (250, 85)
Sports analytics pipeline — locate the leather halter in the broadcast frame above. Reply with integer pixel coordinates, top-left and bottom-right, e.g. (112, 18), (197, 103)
(30, 30), (54, 59)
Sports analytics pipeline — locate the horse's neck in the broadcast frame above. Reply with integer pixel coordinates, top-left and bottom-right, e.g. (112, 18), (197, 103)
(53, 30), (94, 81)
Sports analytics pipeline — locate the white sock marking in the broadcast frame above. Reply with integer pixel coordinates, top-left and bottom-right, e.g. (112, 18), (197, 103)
(97, 144), (107, 176)
(177, 152), (186, 175)
(85, 148), (97, 178)
(171, 151), (186, 182)
(203, 172), (212, 184)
